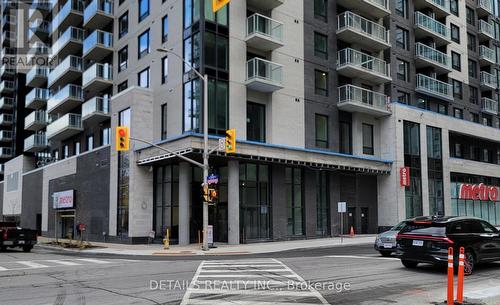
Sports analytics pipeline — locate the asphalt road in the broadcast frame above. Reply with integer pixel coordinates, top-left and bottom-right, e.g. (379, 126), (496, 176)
(0, 245), (499, 305)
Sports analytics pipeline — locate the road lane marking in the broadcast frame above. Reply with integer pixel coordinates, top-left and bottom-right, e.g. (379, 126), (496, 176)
(199, 269), (292, 273)
(75, 258), (111, 264)
(16, 261), (49, 268)
(180, 260), (205, 305)
(0, 266), (8, 271)
(324, 255), (399, 261)
(201, 264), (283, 268)
(186, 301), (317, 305)
(45, 260), (82, 266)
(186, 288), (319, 297)
(196, 274), (300, 278)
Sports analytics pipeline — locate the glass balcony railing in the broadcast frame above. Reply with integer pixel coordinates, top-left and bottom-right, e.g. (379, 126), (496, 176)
(82, 97), (110, 118)
(247, 13), (283, 42)
(479, 45), (496, 63)
(246, 57), (283, 85)
(30, 18), (50, 34)
(478, 0), (494, 14)
(481, 97), (498, 114)
(26, 88), (49, 107)
(25, 133), (48, 150)
(414, 11), (449, 40)
(0, 114), (13, 124)
(51, 0), (83, 33)
(480, 71), (497, 88)
(338, 84), (389, 112)
(0, 130), (12, 140)
(415, 42), (451, 68)
(365, 0), (389, 10)
(337, 48), (390, 77)
(337, 11), (389, 45)
(83, 30), (113, 54)
(25, 110), (47, 127)
(0, 97), (14, 109)
(0, 148), (12, 157)
(48, 55), (83, 86)
(0, 80), (15, 92)
(26, 66), (48, 83)
(0, 65), (15, 75)
(479, 20), (495, 38)
(30, 0), (54, 11)
(427, 0), (450, 12)
(416, 74), (452, 99)
(46, 113), (82, 139)
(47, 84), (83, 112)
(83, 63), (113, 86)
(84, 0), (113, 23)
(51, 26), (84, 57)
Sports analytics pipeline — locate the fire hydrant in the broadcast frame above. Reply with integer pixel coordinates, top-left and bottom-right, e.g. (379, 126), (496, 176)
(163, 229), (170, 250)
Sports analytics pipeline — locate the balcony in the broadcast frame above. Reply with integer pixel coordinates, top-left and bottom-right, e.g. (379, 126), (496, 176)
(82, 63), (113, 97)
(83, 0), (113, 29)
(28, 19), (50, 41)
(2, 14), (15, 27)
(337, 48), (391, 84)
(336, 0), (390, 18)
(82, 97), (110, 124)
(0, 80), (14, 93)
(26, 43), (49, 62)
(477, 0), (494, 17)
(47, 55), (83, 89)
(46, 113), (83, 141)
(24, 133), (48, 153)
(25, 88), (49, 109)
(479, 45), (496, 65)
(481, 97), (498, 115)
(50, 26), (84, 61)
(25, 110), (47, 131)
(51, 0), (83, 35)
(478, 20), (495, 41)
(415, 43), (452, 73)
(416, 74), (453, 101)
(414, 12), (450, 46)
(337, 85), (391, 117)
(0, 65), (15, 77)
(26, 66), (48, 87)
(414, 0), (450, 18)
(83, 30), (113, 61)
(47, 84), (83, 114)
(0, 47), (16, 59)
(337, 12), (390, 51)
(1, 30), (15, 46)
(246, 0), (283, 11)
(0, 114), (13, 126)
(0, 147), (12, 159)
(245, 58), (283, 93)
(246, 14), (283, 52)
(0, 130), (12, 141)
(480, 71), (496, 90)
(0, 97), (13, 110)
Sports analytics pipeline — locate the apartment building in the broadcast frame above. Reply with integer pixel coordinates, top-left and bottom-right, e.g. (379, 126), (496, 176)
(0, 0), (499, 244)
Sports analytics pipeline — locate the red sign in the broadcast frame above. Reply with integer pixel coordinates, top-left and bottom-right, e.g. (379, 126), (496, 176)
(400, 167), (410, 187)
(459, 183), (499, 202)
(78, 223), (86, 231)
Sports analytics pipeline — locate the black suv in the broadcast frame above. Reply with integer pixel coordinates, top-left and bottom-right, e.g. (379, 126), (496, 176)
(396, 216), (500, 274)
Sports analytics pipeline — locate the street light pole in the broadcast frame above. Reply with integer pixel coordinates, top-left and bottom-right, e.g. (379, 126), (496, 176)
(157, 48), (210, 251)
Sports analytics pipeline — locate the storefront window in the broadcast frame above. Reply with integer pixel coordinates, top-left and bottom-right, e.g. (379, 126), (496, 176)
(286, 168), (304, 236)
(427, 126), (444, 215)
(404, 121), (422, 217)
(451, 182), (500, 225)
(316, 171), (329, 236)
(154, 165), (179, 242)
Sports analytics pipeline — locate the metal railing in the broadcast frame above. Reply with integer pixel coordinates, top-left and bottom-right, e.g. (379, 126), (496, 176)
(83, 30), (113, 55)
(82, 97), (110, 118)
(247, 13), (283, 42)
(427, 0), (450, 12)
(48, 55), (83, 86)
(83, 63), (113, 86)
(51, 0), (83, 33)
(84, 0), (113, 24)
(47, 84), (83, 112)
(416, 74), (452, 98)
(51, 26), (84, 57)
(481, 97), (498, 114)
(0, 80), (15, 91)
(479, 20), (495, 38)
(365, 0), (389, 10)
(26, 88), (49, 107)
(337, 48), (390, 77)
(479, 45), (496, 63)
(414, 11), (449, 40)
(46, 113), (82, 139)
(25, 133), (47, 149)
(415, 42), (451, 68)
(480, 71), (497, 88)
(25, 110), (47, 127)
(337, 11), (389, 45)
(246, 57), (283, 84)
(478, 0), (494, 14)
(27, 66), (48, 83)
(0, 130), (12, 140)
(0, 114), (13, 124)
(338, 84), (389, 111)
(0, 147), (12, 157)
(0, 97), (13, 108)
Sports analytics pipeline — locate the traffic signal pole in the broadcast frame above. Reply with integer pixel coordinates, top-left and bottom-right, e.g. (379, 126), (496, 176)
(202, 75), (210, 251)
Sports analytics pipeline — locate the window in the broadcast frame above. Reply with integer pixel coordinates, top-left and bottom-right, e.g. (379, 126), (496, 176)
(86, 135), (94, 151)
(314, 32), (328, 59)
(397, 59), (409, 82)
(286, 168), (304, 236)
(161, 104), (167, 140)
(204, 0), (227, 25)
(451, 24), (460, 43)
(397, 91), (410, 104)
(247, 102), (266, 143)
(467, 33), (476, 51)
(139, 0), (149, 22)
(118, 46), (128, 72)
(469, 86), (478, 104)
(161, 56), (168, 84)
(454, 108), (463, 119)
(438, 104), (447, 115)
(184, 0), (201, 29)
(451, 51), (461, 71)
(183, 79), (201, 132)
(466, 6), (475, 25)
(315, 114), (328, 148)
(468, 59), (477, 78)
(450, 0), (458, 16)
(162, 15), (169, 43)
(315, 70), (328, 96)
(314, 0), (327, 21)
(138, 30), (150, 59)
(101, 128), (110, 146)
(362, 123), (374, 155)
(483, 116), (492, 126)
(471, 112), (480, 123)
(339, 121), (351, 154)
(118, 81), (128, 92)
(452, 79), (463, 99)
(395, 0), (408, 18)
(138, 67), (150, 88)
(204, 32), (228, 70)
(395, 27), (409, 50)
(184, 32), (201, 73)
(208, 79), (229, 135)
(119, 12), (128, 38)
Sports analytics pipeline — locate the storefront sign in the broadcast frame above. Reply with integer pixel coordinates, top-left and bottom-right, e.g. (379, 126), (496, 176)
(53, 190), (74, 209)
(400, 167), (410, 187)
(458, 183), (499, 202)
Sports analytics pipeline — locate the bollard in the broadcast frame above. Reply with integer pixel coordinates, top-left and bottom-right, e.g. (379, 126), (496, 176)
(163, 229), (170, 250)
(447, 247), (454, 305)
(456, 247), (465, 304)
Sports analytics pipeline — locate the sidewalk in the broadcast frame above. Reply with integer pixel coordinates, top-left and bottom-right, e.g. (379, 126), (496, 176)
(37, 235), (376, 256)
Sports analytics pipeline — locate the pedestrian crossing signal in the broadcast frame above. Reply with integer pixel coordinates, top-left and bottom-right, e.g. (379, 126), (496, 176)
(115, 126), (130, 151)
(202, 185), (218, 204)
(225, 129), (236, 154)
(213, 0), (230, 13)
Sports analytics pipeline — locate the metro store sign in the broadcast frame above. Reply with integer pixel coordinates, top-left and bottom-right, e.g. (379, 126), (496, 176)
(457, 183), (499, 202)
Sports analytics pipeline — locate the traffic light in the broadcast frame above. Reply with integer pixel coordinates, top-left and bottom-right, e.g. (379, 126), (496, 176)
(225, 129), (236, 153)
(202, 185), (210, 202)
(115, 126), (130, 151)
(212, 0), (230, 12)
(202, 185), (218, 204)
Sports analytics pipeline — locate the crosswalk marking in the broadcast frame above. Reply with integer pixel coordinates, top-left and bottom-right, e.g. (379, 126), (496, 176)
(16, 261), (49, 269)
(0, 266), (8, 271)
(202, 264), (282, 268)
(75, 258), (111, 264)
(45, 260), (82, 266)
(0, 258), (136, 272)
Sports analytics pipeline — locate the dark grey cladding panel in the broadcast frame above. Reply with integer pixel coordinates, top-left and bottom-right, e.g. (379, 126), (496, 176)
(21, 169), (43, 230)
(0, 182), (3, 220)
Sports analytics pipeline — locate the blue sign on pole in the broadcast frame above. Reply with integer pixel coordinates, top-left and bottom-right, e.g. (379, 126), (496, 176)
(207, 174), (219, 184)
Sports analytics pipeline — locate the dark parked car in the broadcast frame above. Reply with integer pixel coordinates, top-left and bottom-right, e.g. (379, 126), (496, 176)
(396, 216), (500, 274)
(0, 222), (38, 252)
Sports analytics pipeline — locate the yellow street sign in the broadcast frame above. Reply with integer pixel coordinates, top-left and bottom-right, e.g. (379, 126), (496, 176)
(213, 0), (230, 13)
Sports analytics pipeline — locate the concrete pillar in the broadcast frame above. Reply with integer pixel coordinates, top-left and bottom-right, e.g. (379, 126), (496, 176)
(420, 124), (430, 216)
(442, 129), (453, 216)
(178, 163), (191, 246)
(228, 160), (240, 245)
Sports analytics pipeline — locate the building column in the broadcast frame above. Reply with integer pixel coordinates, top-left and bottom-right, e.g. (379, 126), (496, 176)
(441, 129), (453, 216)
(178, 162), (191, 246)
(228, 160), (240, 245)
(420, 124), (430, 216)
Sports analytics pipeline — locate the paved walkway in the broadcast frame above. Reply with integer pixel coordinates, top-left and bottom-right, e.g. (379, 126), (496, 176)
(37, 235), (376, 256)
